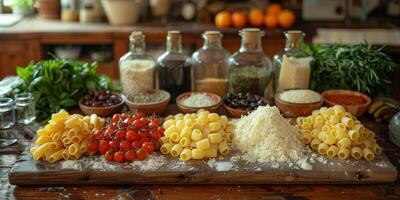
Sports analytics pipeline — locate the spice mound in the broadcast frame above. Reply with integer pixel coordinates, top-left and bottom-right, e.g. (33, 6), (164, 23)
(324, 94), (367, 105)
(83, 90), (122, 107)
(232, 105), (309, 165)
(279, 89), (322, 104)
(180, 93), (216, 108)
(128, 90), (169, 104)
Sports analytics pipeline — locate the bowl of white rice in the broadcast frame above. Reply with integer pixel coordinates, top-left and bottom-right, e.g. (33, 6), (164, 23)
(275, 89), (323, 117)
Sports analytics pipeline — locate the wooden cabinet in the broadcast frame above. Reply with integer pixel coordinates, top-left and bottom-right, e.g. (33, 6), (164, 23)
(0, 42), (30, 79)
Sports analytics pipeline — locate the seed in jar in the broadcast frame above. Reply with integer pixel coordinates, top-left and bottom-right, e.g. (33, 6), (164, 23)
(83, 90), (122, 107)
(128, 90), (169, 104)
(224, 93), (267, 110)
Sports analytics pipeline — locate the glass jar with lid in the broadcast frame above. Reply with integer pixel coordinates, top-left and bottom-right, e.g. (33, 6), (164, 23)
(119, 31), (156, 97)
(15, 92), (35, 124)
(0, 97), (15, 129)
(157, 30), (192, 102)
(192, 31), (230, 97)
(272, 31), (313, 95)
(228, 28), (272, 97)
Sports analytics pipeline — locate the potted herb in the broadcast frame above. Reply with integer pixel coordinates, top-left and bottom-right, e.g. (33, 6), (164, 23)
(11, 0), (34, 16)
(35, 0), (61, 19)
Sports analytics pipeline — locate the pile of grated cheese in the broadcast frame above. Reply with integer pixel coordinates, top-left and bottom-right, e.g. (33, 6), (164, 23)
(232, 105), (311, 169)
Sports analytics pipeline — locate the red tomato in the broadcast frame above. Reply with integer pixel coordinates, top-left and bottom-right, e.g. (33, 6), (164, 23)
(87, 141), (99, 153)
(136, 148), (148, 161)
(151, 139), (161, 151)
(150, 130), (161, 140)
(92, 130), (103, 138)
(124, 117), (134, 125)
(105, 149), (114, 161)
(115, 130), (127, 139)
(121, 113), (129, 119)
(105, 127), (115, 135)
(131, 140), (142, 148)
(109, 140), (119, 150)
(148, 120), (160, 129)
(112, 114), (120, 122)
(133, 119), (144, 129)
(99, 140), (110, 154)
(133, 112), (143, 121)
(114, 151), (125, 163)
(125, 150), (137, 161)
(140, 117), (149, 126)
(119, 140), (131, 151)
(126, 130), (139, 141)
(138, 131), (149, 139)
(157, 127), (165, 136)
(142, 142), (154, 154)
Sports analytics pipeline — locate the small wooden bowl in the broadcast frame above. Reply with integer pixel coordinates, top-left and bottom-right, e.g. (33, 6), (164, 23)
(125, 90), (171, 115)
(223, 103), (250, 118)
(176, 92), (222, 114)
(79, 93), (125, 117)
(322, 89), (371, 117)
(275, 92), (323, 118)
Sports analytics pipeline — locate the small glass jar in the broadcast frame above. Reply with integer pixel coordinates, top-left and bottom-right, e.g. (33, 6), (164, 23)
(15, 93), (35, 125)
(272, 31), (313, 95)
(228, 28), (273, 97)
(192, 31), (230, 97)
(157, 31), (192, 102)
(0, 98), (15, 129)
(119, 31), (156, 97)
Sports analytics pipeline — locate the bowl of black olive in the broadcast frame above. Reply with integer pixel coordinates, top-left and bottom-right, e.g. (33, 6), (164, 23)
(223, 92), (268, 118)
(79, 90), (125, 117)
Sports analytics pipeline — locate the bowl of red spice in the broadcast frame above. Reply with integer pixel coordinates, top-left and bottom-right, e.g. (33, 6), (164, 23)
(322, 89), (371, 117)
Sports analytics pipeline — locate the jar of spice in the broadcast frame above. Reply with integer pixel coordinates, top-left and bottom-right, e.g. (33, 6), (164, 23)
(157, 31), (192, 102)
(192, 31), (230, 97)
(119, 31), (156, 97)
(61, 0), (79, 22)
(228, 28), (272, 97)
(272, 31), (313, 95)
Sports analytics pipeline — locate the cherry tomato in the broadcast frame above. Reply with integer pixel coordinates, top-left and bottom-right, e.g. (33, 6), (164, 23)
(125, 150), (137, 161)
(121, 113), (129, 119)
(123, 117), (134, 125)
(99, 140), (110, 154)
(142, 142), (154, 154)
(157, 127), (165, 136)
(120, 140), (131, 151)
(148, 121), (159, 129)
(151, 139), (161, 151)
(132, 112), (143, 121)
(109, 140), (119, 150)
(133, 119), (144, 129)
(126, 130), (139, 141)
(105, 127), (115, 135)
(87, 141), (99, 153)
(131, 140), (142, 148)
(136, 148), (148, 161)
(93, 130), (103, 138)
(114, 151), (125, 163)
(105, 149), (114, 161)
(150, 130), (161, 140)
(112, 114), (120, 123)
(140, 117), (149, 126)
(115, 130), (127, 139)
(138, 131), (149, 139)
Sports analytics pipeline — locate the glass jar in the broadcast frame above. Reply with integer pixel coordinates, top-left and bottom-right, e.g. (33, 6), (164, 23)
(192, 31), (230, 97)
(61, 0), (79, 22)
(15, 93), (35, 125)
(0, 98), (15, 129)
(119, 31), (156, 97)
(228, 28), (272, 97)
(272, 31), (313, 95)
(157, 31), (192, 102)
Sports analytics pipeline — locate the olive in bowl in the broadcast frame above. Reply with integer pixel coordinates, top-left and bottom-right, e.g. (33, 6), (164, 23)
(223, 93), (268, 118)
(79, 90), (125, 117)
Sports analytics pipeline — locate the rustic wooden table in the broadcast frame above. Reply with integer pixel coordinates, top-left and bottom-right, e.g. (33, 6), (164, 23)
(1, 106), (400, 200)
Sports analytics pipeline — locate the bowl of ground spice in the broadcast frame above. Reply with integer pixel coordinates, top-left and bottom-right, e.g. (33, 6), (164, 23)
(125, 90), (171, 115)
(322, 89), (371, 117)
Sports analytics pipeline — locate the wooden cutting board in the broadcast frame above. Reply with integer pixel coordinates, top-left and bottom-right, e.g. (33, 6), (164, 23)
(9, 148), (397, 185)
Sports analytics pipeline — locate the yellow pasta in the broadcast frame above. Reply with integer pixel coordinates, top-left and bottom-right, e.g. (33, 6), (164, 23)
(47, 149), (64, 163)
(363, 148), (375, 161)
(35, 136), (52, 145)
(338, 148), (350, 160)
(372, 143), (382, 155)
(351, 147), (363, 160)
(204, 146), (218, 158)
(191, 129), (203, 141)
(348, 130), (360, 141)
(341, 117), (354, 128)
(160, 143), (173, 154)
(301, 133), (312, 144)
(191, 149), (205, 159)
(171, 144), (183, 157)
(208, 133), (222, 144)
(179, 137), (191, 147)
(310, 138), (322, 150)
(196, 139), (210, 150)
(32, 143), (52, 160)
(337, 138), (351, 149)
(218, 142), (229, 155)
(180, 148), (192, 161)
(318, 143), (329, 155)
(327, 145), (339, 158)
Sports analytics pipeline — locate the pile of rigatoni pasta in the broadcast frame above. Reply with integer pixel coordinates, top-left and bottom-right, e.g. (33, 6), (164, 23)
(30, 109), (105, 163)
(160, 110), (233, 161)
(297, 105), (382, 161)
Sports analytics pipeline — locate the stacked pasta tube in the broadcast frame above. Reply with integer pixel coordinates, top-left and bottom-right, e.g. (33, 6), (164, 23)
(31, 109), (105, 163)
(160, 110), (233, 161)
(297, 105), (382, 161)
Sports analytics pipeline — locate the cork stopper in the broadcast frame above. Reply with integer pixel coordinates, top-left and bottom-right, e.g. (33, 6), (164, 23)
(284, 30), (305, 42)
(240, 28), (264, 44)
(130, 31), (144, 41)
(203, 30), (222, 43)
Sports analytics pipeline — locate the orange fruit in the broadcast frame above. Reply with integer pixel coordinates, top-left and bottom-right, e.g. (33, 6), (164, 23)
(278, 9), (296, 28)
(215, 11), (232, 28)
(264, 14), (278, 29)
(266, 3), (282, 16)
(248, 8), (264, 27)
(231, 11), (247, 28)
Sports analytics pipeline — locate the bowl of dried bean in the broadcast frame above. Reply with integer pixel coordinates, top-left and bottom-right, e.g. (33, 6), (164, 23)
(79, 90), (125, 117)
(125, 90), (171, 115)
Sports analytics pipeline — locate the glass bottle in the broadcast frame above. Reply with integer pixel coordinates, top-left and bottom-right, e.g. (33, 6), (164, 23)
(0, 98), (15, 129)
(192, 31), (230, 97)
(15, 93), (35, 125)
(228, 28), (272, 97)
(119, 31), (156, 97)
(272, 31), (313, 95)
(157, 31), (192, 102)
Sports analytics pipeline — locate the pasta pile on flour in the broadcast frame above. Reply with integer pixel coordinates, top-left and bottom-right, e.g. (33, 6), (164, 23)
(233, 105), (309, 166)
